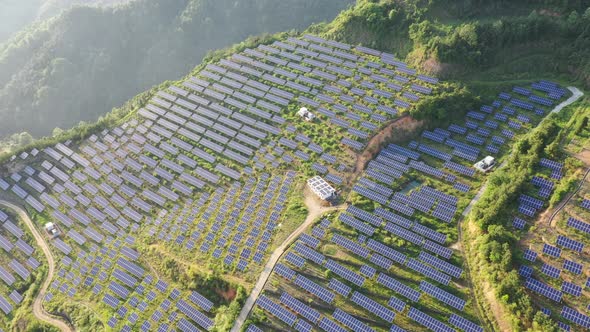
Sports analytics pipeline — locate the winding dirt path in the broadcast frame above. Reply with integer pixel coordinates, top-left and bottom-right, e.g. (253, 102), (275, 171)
(0, 200), (73, 332)
(546, 167), (590, 226)
(460, 86), (584, 332)
(230, 193), (346, 332)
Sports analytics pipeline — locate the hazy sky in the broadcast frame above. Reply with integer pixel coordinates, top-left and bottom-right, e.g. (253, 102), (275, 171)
(0, 0), (132, 43)
(0, 0), (41, 42)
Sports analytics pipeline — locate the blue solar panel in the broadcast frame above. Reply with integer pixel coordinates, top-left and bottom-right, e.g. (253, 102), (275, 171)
(513, 217), (526, 230)
(176, 299), (214, 330)
(408, 307), (454, 332)
(567, 216), (590, 234)
(561, 281), (582, 297)
(420, 281), (465, 311)
(563, 259), (583, 274)
(331, 234), (369, 258)
(418, 251), (462, 278)
(525, 278), (563, 302)
(328, 278), (352, 297)
(542, 243), (562, 258)
(319, 316), (347, 332)
(257, 295), (296, 326)
(333, 308), (375, 332)
(377, 273), (421, 302)
(280, 292), (320, 323)
(351, 291), (395, 322)
(326, 259), (365, 286)
(557, 235), (584, 252)
(294, 275), (335, 303)
(541, 263), (561, 279)
(523, 249), (537, 262)
(561, 306), (590, 329)
(449, 314), (483, 332)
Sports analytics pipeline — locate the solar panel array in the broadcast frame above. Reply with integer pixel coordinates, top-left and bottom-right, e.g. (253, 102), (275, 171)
(0, 31), (571, 331)
(0, 210), (42, 316)
(258, 80), (565, 331)
(514, 155), (590, 327)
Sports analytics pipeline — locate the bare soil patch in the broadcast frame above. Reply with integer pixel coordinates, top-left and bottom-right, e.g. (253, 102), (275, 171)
(483, 282), (512, 332)
(355, 115), (423, 174)
(575, 149), (590, 166)
(216, 287), (237, 302)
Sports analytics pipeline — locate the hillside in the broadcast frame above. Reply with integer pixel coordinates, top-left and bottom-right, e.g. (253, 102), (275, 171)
(0, 0), (589, 332)
(0, 0), (353, 141)
(0, 0), (132, 43)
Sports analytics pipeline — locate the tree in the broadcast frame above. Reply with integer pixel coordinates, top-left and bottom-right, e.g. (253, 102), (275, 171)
(18, 132), (33, 146)
(574, 116), (588, 135)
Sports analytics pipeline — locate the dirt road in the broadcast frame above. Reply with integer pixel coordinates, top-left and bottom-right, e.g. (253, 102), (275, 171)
(230, 194), (346, 332)
(0, 200), (73, 332)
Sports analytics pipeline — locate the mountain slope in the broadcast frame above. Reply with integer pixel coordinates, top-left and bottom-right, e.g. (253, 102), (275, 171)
(0, 0), (132, 44)
(0, 0), (353, 139)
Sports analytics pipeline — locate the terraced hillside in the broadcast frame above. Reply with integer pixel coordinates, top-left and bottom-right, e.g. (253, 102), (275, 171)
(499, 116), (590, 331)
(244, 76), (573, 331)
(0, 26), (584, 332)
(0, 208), (45, 319)
(0, 34), (441, 331)
(3, 0), (590, 330)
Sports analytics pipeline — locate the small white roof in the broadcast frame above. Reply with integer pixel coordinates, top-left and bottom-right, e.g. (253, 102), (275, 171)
(307, 176), (336, 200)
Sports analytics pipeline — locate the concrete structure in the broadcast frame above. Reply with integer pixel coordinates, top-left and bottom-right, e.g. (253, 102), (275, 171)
(297, 107), (315, 121)
(474, 156), (496, 173)
(44, 222), (60, 238)
(307, 176), (336, 200)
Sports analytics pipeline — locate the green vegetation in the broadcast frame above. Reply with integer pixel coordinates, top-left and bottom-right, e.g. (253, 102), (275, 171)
(464, 100), (589, 331)
(2, 1), (590, 331)
(0, 208), (50, 331)
(0, 0), (353, 141)
(410, 82), (480, 125)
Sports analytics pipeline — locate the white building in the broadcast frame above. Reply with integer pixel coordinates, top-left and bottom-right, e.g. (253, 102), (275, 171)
(307, 176), (336, 200)
(44, 222), (60, 238)
(297, 107), (316, 121)
(474, 156), (496, 172)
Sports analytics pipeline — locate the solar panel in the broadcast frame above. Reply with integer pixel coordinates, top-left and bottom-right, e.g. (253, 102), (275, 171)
(525, 278), (563, 302)
(418, 251), (462, 278)
(561, 306), (590, 328)
(294, 274), (335, 303)
(523, 249), (537, 262)
(541, 263), (561, 279)
(275, 263), (296, 280)
(256, 295), (296, 326)
(449, 314), (484, 332)
(176, 299), (214, 330)
(319, 316), (347, 332)
(333, 308), (375, 332)
(189, 291), (214, 312)
(563, 259), (583, 274)
(542, 243), (561, 258)
(561, 281), (582, 297)
(280, 292), (320, 323)
(556, 235), (584, 252)
(408, 307), (454, 332)
(407, 259), (451, 285)
(420, 281), (465, 311)
(377, 273), (421, 302)
(326, 259), (365, 286)
(567, 216), (590, 234)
